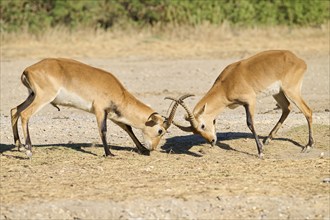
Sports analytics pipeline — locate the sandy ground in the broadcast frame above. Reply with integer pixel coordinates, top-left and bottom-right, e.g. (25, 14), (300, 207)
(0, 26), (330, 219)
(0, 54), (329, 219)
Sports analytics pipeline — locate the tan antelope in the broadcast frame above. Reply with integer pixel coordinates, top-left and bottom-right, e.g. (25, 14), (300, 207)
(11, 58), (188, 158)
(167, 50), (314, 158)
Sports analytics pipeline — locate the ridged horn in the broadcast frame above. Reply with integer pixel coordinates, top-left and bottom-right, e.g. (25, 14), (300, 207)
(172, 120), (194, 132)
(163, 94), (194, 130)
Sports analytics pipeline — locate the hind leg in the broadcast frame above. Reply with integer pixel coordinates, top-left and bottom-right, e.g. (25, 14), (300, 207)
(284, 89), (314, 152)
(11, 93), (35, 151)
(264, 91), (292, 145)
(20, 94), (53, 157)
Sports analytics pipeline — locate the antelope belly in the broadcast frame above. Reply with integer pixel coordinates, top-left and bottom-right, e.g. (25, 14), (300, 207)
(258, 81), (281, 98)
(52, 88), (93, 111)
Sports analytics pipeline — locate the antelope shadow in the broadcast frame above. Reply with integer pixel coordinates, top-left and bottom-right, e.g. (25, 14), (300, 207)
(1, 132), (303, 159)
(161, 134), (205, 157)
(162, 131), (304, 157)
(220, 131), (304, 149)
(0, 142), (140, 159)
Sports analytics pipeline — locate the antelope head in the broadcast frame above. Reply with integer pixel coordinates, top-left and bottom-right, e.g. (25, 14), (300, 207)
(165, 96), (217, 146)
(143, 94), (195, 150)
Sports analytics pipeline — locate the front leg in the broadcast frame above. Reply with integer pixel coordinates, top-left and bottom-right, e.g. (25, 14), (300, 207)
(95, 109), (114, 157)
(244, 104), (264, 159)
(114, 122), (150, 156)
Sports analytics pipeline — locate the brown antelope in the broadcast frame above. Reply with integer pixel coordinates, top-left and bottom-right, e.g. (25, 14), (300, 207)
(167, 50), (314, 158)
(11, 58), (188, 158)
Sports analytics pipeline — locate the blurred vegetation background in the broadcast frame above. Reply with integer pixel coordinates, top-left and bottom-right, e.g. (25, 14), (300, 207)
(1, 0), (329, 33)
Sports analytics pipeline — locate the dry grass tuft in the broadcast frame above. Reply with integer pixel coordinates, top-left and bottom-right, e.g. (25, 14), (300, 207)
(1, 23), (329, 59)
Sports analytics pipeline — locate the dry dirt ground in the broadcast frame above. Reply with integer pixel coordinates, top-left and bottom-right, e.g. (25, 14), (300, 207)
(0, 28), (330, 219)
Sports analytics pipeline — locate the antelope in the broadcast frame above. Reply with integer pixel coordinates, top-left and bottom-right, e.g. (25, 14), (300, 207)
(10, 58), (188, 158)
(167, 50), (314, 158)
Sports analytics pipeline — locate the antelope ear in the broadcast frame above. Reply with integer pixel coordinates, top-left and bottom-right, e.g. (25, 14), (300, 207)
(196, 103), (207, 118)
(147, 113), (163, 125)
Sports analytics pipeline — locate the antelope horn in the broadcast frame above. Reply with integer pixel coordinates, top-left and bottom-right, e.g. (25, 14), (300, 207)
(172, 120), (194, 132)
(175, 98), (199, 129)
(163, 94), (194, 129)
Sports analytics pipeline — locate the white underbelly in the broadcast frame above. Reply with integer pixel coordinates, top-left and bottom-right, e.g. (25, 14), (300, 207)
(257, 81), (281, 99)
(52, 88), (93, 112)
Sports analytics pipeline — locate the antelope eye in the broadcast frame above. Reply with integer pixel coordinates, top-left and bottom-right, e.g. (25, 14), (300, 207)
(213, 120), (216, 125)
(158, 129), (163, 135)
(201, 124), (205, 130)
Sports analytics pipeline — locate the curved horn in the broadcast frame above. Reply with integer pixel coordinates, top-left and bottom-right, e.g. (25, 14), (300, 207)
(172, 120), (194, 132)
(163, 100), (179, 130)
(174, 97), (199, 129)
(163, 94), (194, 130)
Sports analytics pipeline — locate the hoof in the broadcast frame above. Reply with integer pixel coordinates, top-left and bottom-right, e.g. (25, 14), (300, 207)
(26, 150), (33, 158)
(301, 145), (311, 153)
(136, 145), (151, 156)
(322, 178), (330, 183)
(18, 145), (26, 152)
(139, 150), (150, 156)
(259, 153), (264, 160)
(16, 141), (26, 152)
(104, 153), (115, 157)
(263, 137), (271, 145)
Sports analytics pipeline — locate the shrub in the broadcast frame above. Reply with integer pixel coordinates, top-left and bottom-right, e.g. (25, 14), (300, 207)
(0, 0), (329, 33)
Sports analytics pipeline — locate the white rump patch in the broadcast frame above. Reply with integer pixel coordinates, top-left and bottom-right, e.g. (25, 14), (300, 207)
(52, 88), (93, 112)
(258, 81), (281, 99)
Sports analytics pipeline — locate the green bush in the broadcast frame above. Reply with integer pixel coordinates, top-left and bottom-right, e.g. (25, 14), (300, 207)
(0, 0), (329, 33)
